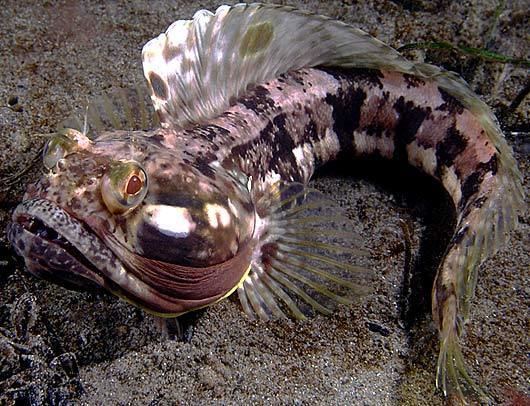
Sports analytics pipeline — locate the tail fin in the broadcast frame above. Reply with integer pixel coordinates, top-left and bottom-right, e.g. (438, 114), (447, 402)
(435, 292), (490, 403)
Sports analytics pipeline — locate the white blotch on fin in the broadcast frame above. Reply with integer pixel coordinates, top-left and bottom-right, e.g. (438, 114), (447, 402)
(58, 84), (158, 137)
(237, 182), (371, 321)
(141, 3), (414, 128)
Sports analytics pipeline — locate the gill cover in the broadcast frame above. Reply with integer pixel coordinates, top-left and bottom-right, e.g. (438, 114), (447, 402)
(124, 161), (256, 267)
(98, 160), (258, 316)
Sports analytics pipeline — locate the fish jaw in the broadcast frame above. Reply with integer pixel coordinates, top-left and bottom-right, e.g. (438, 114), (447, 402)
(8, 199), (180, 315)
(8, 198), (136, 298)
(8, 205), (107, 291)
(8, 196), (257, 317)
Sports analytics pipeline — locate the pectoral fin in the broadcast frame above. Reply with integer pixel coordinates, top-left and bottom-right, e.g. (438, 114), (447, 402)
(237, 182), (372, 320)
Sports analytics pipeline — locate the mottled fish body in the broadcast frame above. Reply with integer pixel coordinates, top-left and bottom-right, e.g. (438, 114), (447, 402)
(7, 3), (524, 403)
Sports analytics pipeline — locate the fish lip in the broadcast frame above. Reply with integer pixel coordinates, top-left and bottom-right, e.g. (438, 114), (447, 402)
(8, 198), (114, 290)
(7, 221), (106, 291)
(8, 198), (200, 315)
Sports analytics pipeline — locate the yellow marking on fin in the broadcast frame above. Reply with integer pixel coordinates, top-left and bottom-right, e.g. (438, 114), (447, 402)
(239, 22), (274, 56)
(207, 264), (253, 307)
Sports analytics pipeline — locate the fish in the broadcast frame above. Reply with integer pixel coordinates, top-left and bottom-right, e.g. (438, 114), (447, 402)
(6, 3), (524, 403)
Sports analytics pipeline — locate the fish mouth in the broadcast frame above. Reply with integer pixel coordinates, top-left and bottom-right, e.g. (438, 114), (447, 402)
(7, 198), (252, 316)
(8, 199), (114, 291)
(7, 198), (174, 311)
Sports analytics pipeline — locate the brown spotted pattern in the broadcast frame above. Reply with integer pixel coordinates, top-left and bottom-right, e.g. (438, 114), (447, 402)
(147, 67), (499, 215)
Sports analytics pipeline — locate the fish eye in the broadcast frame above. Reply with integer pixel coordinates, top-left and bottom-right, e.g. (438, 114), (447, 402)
(101, 160), (148, 215)
(42, 128), (83, 170)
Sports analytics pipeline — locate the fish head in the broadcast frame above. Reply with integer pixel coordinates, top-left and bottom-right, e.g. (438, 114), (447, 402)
(8, 127), (256, 316)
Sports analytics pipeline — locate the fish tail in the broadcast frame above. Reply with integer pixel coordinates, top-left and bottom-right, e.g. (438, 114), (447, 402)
(433, 259), (489, 403)
(436, 317), (489, 403)
(433, 158), (523, 402)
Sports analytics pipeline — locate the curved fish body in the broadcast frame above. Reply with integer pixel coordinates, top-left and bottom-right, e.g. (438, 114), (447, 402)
(7, 3), (524, 402)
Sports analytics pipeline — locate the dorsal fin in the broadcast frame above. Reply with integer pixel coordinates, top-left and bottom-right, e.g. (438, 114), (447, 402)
(58, 84), (158, 138)
(141, 3), (414, 129)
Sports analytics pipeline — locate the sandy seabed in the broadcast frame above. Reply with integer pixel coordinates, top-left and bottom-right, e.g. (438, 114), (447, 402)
(1, 1), (528, 404)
